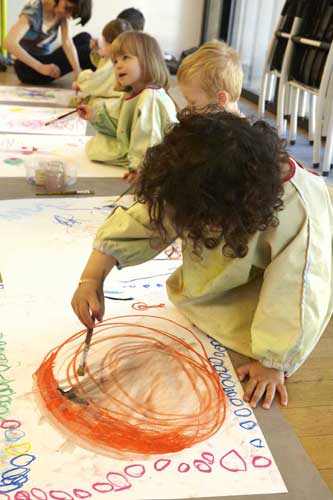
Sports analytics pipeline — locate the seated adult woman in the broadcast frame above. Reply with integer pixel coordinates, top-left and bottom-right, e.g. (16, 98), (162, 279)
(5, 0), (94, 85)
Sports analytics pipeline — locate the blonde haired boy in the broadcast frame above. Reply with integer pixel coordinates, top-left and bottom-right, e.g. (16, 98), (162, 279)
(177, 40), (243, 115)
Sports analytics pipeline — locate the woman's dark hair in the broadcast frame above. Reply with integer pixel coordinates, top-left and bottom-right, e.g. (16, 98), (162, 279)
(55, 0), (92, 25)
(136, 110), (288, 258)
(116, 8), (145, 31)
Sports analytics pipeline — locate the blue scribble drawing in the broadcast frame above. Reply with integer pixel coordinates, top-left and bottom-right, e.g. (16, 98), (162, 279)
(54, 215), (81, 227)
(122, 282), (165, 290)
(0, 202), (111, 222)
(0, 203), (68, 221)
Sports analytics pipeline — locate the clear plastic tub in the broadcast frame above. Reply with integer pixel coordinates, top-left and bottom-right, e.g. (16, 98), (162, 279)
(25, 155), (77, 187)
(45, 160), (65, 193)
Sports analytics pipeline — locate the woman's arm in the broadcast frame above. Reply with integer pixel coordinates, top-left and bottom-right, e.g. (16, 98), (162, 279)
(60, 18), (81, 79)
(4, 15), (60, 77)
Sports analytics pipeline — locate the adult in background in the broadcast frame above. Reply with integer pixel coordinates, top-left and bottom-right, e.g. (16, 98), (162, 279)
(4, 0), (93, 85)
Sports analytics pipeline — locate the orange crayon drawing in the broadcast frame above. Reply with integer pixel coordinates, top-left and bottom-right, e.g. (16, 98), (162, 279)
(34, 315), (226, 458)
(131, 302), (166, 311)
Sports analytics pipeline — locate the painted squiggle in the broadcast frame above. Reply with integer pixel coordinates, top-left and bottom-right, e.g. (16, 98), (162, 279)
(34, 315), (226, 458)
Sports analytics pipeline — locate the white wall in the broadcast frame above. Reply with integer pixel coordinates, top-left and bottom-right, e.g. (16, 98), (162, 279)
(7, 0), (204, 57)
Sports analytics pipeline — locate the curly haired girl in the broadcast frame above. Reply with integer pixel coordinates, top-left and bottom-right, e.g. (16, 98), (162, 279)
(72, 111), (333, 410)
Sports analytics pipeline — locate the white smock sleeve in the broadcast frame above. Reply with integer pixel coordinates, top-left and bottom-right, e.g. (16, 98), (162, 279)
(94, 202), (177, 268)
(90, 96), (125, 136)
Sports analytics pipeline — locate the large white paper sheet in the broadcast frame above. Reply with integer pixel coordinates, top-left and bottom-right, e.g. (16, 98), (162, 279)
(0, 105), (87, 136)
(0, 85), (75, 106)
(0, 198), (287, 499)
(0, 135), (125, 178)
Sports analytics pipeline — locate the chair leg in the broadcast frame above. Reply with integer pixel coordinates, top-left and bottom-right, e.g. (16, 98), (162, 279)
(298, 90), (308, 118)
(283, 83), (291, 118)
(322, 101), (333, 176)
(313, 91), (325, 168)
(258, 72), (269, 117)
(267, 73), (276, 102)
(277, 80), (287, 135)
(308, 95), (316, 145)
(322, 72), (333, 140)
(289, 87), (300, 145)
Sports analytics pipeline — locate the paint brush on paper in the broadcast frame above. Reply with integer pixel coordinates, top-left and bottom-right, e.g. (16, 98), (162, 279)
(57, 387), (88, 405)
(104, 295), (134, 301)
(77, 321), (94, 377)
(103, 186), (132, 208)
(45, 108), (77, 126)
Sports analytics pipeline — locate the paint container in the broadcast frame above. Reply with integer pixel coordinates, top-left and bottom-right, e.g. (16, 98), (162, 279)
(25, 156), (47, 185)
(25, 156), (77, 187)
(45, 160), (65, 193)
(64, 161), (77, 187)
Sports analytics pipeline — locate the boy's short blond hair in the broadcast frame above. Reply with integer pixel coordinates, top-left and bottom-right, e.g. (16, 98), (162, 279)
(177, 40), (243, 102)
(110, 32), (170, 91)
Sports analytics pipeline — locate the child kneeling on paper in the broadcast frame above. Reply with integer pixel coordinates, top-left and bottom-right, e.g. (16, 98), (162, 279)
(72, 18), (133, 104)
(71, 111), (333, 411)
(77, 31), (177, 181)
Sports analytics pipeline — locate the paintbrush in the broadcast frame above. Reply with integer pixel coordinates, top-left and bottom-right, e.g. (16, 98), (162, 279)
(77, 321), (94, 377)
(103, 186), (132, 208)
(57, 387), (89, 405)
(45, 108), (78, 126)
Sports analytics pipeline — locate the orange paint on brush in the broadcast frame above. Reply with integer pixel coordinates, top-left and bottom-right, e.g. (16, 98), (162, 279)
(34, 315), (226, 456)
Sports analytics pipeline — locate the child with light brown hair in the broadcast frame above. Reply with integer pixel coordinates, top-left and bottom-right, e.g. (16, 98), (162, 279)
(177, 40), (244, 115)
(72, 18), (133, 100)
(77, 31), (177, 176)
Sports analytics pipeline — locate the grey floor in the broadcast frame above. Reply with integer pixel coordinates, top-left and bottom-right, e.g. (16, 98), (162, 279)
(239, 99), (333, 189)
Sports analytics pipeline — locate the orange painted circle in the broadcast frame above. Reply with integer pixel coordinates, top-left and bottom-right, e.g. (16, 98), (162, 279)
(35, 315), (226, 456)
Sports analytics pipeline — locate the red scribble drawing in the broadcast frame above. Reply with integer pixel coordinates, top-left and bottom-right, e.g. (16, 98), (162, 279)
(92, 483), (113, 493)
(34, 315), (226, 458)
(154, 458), (171, 471)
(193, 459), (212, 473)
(131, 302), (166, 311)
(124, 464), (145, 477)
(0, 107), (86, 135)
(252, 456), (272, 468)
(202, 451), (215, 464)
(5, 118), (84, 132)
(72, 489), (92, 498)
(220, 449), (247, 472)
(178, 463), (190, 473)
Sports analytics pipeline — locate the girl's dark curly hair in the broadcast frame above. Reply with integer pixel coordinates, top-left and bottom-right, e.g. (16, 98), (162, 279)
(136, 110), (288, 258)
